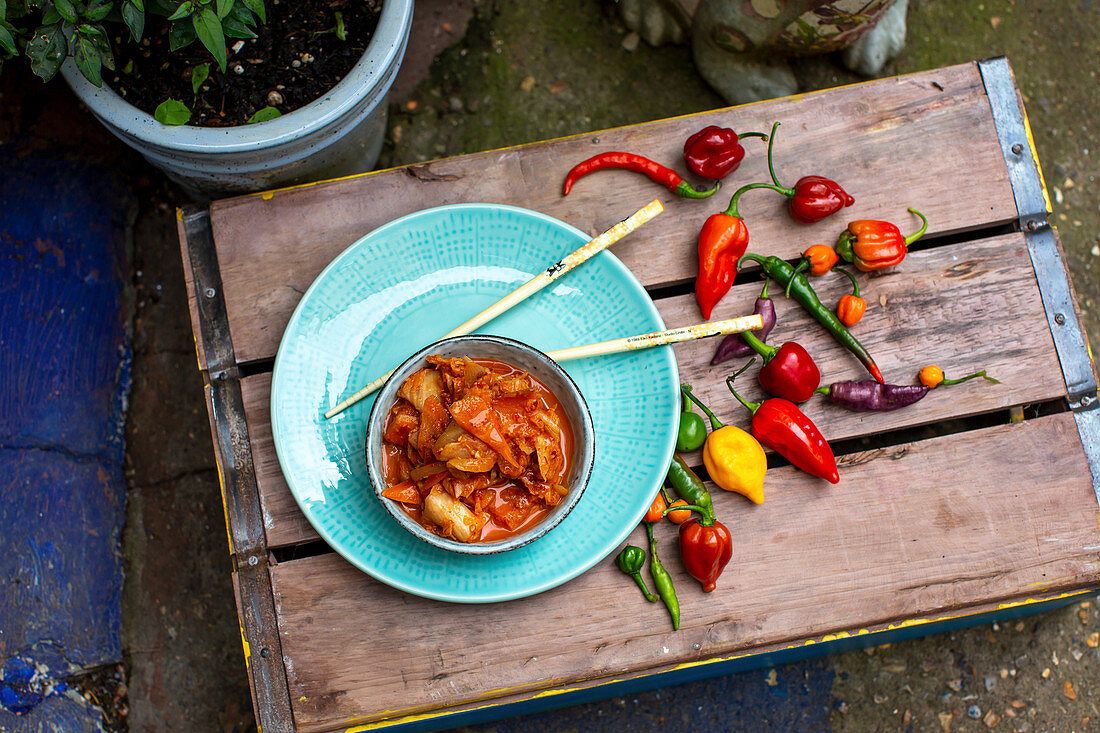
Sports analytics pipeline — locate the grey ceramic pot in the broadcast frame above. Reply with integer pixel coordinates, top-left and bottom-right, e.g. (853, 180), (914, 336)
(61, 0), (413, 200)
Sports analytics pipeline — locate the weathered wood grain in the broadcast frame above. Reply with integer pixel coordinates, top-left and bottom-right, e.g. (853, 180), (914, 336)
(207, 62), (1016, 364)
(243, 232), (1065, 549)
(270, 413), (1099, 732)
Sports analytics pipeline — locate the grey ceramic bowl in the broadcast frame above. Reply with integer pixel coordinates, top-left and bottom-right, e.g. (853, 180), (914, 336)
(366, 335), (595, 555)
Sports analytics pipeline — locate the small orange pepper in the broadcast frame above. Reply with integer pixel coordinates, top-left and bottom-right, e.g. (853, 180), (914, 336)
(834, 267), (866, 326)
(919, 365), (1001, 389)
(666, 499), (691, 524)
(803, 244), (840, 275)
(644, 491), (668, 523)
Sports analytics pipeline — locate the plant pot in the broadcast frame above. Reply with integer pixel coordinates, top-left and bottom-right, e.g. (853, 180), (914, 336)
(61, 0), (414, 200)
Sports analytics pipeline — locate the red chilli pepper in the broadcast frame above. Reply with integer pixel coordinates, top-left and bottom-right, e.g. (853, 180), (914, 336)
(726, 371), (839, 483)
(683, 125), (769, 181)
(836, 207), (928, 271)
(835, 268), (866, 327)
(747, 122), (854, 223)
(562, 152), (720, 199)
(695, 181), (778, 320)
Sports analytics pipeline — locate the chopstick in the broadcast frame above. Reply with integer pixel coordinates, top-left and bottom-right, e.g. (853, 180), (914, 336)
(545, 314), (764, 362)
(323, 199), (665, 419)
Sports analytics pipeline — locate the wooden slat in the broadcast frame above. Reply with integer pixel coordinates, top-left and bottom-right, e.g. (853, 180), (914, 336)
(209, 62), (1017, 364)
(244, 232), (1065, 549)
(270, 412), (1099, 732)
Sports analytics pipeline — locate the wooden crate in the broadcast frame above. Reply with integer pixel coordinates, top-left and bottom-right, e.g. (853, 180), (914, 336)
(179, 58), (1100, 732)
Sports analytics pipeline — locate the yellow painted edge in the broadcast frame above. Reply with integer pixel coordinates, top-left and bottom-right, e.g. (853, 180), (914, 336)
(209, 420), (236, 556)
(1018, 95), (1052, 213)
(243, 64), (972, 203)
(341, 589), (1094, 732)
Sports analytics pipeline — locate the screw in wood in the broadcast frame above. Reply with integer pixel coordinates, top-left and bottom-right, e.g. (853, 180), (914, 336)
(204, 287), (216, 298)
(1011, 143), (1023, 155)
(1056, 313), (1066, 325)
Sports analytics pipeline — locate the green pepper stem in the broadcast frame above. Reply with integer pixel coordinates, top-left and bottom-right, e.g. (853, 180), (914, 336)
(904, 207), (928, 246)
(681, 384), (724, 430)
(786, 260), (809, 298)
(676, 180), (722, 199)
(740, 329), (776, 361)
(738, 131), (770, 142)
(681, 389), (692, 414)
(725, 374), (761, 415)
(813, 386), (831, 396)
(942, 370), (1000, 386)
(765, 121), (786, 189)
(759, 277), (770, 300)
(737, 252), (768, 273)
(724, 181), (785, 218)
(632, 572), (659, 602)
(661, 503), (715, 526)
(836, 267), (860, 297)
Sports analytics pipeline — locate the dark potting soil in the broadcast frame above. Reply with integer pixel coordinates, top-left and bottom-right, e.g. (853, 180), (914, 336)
(108, 0), (382, 127)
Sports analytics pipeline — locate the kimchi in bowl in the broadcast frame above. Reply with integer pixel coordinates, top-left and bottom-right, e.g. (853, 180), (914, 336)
(366, 335), (595, 555)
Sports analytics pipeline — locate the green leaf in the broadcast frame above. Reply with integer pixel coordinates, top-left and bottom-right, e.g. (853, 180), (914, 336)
(215, 0), (232, 18)
(26, 22), (66, 82)
(153, 98), (191, 125)
(121, 0), (144, 41)
(167, 18), (195, 50)
(42, 6), (61, 23)
(245, 106), (281, 124)
(83, 0), (113, 21)
(220, 15), (255, 38)
(73, 30), (102, 86)
(192, 5), (225, 71)
(191, 62), (208, 96)
(0, 22), (16, 56)
(333, 11), (345, 41)
(53, 0), (77, 23)
(240, 0), (262, 24)
(83, 22), (115, 70)
(166, 0), (191, 21)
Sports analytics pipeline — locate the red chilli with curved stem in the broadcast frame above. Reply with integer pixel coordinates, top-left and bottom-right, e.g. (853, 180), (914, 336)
(745, 121), (855, 223)
(726, 366), (839, 483)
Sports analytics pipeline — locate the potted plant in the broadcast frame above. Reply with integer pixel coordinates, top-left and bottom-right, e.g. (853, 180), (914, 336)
(0, 0), (413, 199)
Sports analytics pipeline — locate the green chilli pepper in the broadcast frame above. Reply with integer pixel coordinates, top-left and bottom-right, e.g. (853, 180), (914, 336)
(616, 545), (658, 602)
(676, 387), (707, 452)
(645, 521), (680, 630)
(667, 454), (714, 521)
(738, 253), (885, 384)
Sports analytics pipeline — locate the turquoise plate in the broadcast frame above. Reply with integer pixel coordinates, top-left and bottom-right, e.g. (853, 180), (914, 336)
(271, 203), (679, 603)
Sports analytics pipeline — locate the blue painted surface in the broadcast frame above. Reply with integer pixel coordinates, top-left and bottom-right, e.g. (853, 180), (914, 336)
(0, 145), (133, 729)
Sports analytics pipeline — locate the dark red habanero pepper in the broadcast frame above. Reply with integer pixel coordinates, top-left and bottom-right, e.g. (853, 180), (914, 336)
(711, 279), (777, 364)
(562, 152), (720, 198)
(726, 372), (840, 483)
(836, 207), (928, 271)
(744, 121), (854, 223)
(695, 181), (778, 319)
(739, 333), (822, 403)
(683, 125), (769, 180)
(663, 458), (732, 592)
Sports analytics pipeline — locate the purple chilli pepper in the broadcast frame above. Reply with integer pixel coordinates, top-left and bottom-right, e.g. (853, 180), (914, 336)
(711, 280), (776, 365)
(815, 380), (929, 412)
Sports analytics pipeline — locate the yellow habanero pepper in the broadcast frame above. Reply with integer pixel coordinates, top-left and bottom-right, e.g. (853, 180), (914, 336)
(681, 384), (767, 504)
(702, 424), (767, 504)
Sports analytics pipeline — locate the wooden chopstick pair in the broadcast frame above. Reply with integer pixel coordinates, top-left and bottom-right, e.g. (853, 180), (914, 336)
(323, 199), (760, 419)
